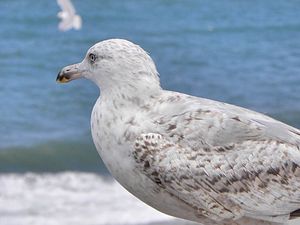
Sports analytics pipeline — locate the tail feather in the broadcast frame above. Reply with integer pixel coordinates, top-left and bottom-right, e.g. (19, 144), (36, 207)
(290, 209), (300, 220)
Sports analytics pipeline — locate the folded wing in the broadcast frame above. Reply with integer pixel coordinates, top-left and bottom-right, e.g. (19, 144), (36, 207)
(133, 129), (300, 223)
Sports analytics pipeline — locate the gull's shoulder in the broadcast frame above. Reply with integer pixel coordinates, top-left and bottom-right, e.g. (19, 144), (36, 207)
(150, 90), (300, 147)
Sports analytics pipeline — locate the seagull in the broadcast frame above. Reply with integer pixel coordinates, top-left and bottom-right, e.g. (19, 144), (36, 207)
(57, 0), (82, 31)
(57, 39), (300, 225)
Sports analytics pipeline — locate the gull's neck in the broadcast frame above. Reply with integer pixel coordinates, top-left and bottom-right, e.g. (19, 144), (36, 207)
(99, 82), (162, 109)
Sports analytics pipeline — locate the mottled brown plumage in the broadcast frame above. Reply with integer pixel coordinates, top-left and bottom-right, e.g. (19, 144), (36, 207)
(58, 39), (300, 225)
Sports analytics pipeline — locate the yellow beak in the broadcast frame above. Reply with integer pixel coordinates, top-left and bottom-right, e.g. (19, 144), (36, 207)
(56, 63), (83, 83)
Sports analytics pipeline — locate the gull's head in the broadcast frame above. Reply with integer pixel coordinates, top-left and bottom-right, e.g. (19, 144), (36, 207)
(57, 39), (161, 93)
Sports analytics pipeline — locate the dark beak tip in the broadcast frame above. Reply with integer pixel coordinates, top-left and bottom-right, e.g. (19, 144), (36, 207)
(56, 71), (71, 84)
(56, 64), (81, 83)
(56, 72), (61, 82)
(56, 71), (65, 83)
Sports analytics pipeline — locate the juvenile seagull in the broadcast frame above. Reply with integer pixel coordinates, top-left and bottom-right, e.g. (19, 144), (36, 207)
(57, 39), (300, 225)
(57, 0), (82, 31)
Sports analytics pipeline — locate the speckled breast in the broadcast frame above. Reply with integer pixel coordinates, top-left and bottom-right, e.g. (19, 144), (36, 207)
(90, 99), (202, 223)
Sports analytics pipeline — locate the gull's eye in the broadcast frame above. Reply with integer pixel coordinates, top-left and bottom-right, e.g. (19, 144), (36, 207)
(89, 53), (97, 63)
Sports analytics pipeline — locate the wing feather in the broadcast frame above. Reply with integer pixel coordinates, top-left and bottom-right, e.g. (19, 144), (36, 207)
(150, 91), (300, 147)
(133, 132), (300, 223)
(57, 0), (76, 15)
(135, 91), (300, 222)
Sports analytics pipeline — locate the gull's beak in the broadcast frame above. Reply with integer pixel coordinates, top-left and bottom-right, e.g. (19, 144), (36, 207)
(56, 63), (83, 83)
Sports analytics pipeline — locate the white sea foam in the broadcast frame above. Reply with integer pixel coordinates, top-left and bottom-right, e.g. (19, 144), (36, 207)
(0, 172), (180, 225)
(1, 172), (299, 225)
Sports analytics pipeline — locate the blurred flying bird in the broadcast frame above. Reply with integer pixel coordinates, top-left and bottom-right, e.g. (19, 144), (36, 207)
(57, 0), (82, 31)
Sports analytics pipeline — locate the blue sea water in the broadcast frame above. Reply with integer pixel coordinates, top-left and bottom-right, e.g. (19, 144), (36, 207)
(0, 0), (300, 173)
(1, 1), (300, 225)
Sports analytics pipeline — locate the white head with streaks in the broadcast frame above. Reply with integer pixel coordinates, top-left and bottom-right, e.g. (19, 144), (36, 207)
(57, 39), (161, 95)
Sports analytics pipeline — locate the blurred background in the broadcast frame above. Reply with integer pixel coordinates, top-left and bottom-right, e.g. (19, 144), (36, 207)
(0, 0), (300, 225)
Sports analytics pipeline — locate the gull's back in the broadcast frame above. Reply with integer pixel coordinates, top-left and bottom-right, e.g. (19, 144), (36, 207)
(133, 90), (300, 224)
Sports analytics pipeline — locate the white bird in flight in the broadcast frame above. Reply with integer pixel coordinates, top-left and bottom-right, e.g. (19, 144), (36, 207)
(57, 39), (300, 225)
(57, 0), (82, 31)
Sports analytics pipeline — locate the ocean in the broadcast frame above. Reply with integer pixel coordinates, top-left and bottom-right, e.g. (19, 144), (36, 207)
(0, 0), (300, 224)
